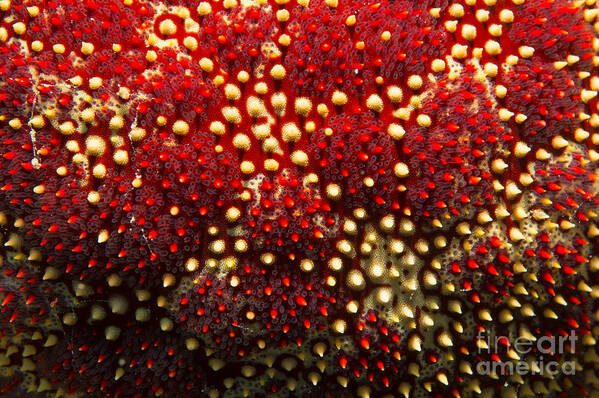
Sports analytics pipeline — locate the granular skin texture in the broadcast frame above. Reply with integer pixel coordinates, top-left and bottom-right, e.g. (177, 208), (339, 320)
(0, 0), (598, 397)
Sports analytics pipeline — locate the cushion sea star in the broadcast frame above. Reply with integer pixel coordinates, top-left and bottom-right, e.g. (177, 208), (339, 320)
(0, 0), (599, 397)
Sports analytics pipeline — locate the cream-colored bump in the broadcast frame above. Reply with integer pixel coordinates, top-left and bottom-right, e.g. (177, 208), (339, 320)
(514, 141), (531, 158)
(26, 5), (39, 16)
(89, 77), (103, 90)
(130, 127), (146, 141)
(328, 257), (343, 271)
(85, 135), (106, 157)
(308, 106), (324, 121)
(260, 252), (275, 266)
(484, 40), (501, 56)
(515, 113), (527, 123)
(234, 239), (248, 252)
(172, 120), (190, 135)
(346, 269), (365, 290)
(506, 55), (519, 66)
(271, 92), (287, 113)
(209, 121), (226, 135)
(376, 287), (392, 304)
(451, 44), (468, 59)
(300, 258), (314, 272)
(8, 118), (21, 129)
(476, 210), (493, 224)
(505, 181), (522, 200)
(237, 70), (250, 83)
(392, 106), (411, 121)
(184, 257), (199, 272)
(159, 19), (177, 35)
(145, 50), (157, 62)
(276, 9), (290, 22)
(246, 96), (265, 118)
(408, 335), (422, 351)
(225, 207), (241, 222)
(232, 133), (251, 150)
(252, 123), (270, 140)
(431, 59), (445, 72)
(386, 85), (403, 102)
(331, 90), (348, 106)
(484, 63), (498, 77)
(109, 115), (124, 130)
(416, 114), (431, 127)
(113, 149), (129, 165)
(199, 57), (214, 72)
(461, 24), (477, 40)
(499, 9), (514, 23)
(59, 121), (76, 135)
(393, 162), (409, 178)
(197, 1), (212, 15)
(81, 42), (94, 55)
(31, 40), (43, 51)
(222, 106), (242, 124)
(498, 108), (514, 121)
(448, 3), (464, 17)
(445, 20), (457, 32)
(407, 75), (423, 90)
(509, 227), (525, 242)
(476, 9), (490, 22)
(518, 46), (534, 58)
(281, 122), (301, 143)
(224, 84), (241, 101)
(183, 36), (198, 51)
(93, 163), (107, 179)
(12, 21), (26, 35)
(176, 8), (190, 19)
(66, 140), (80, 153)
(240, 160), (255, 174)
(87, 191), (101, 205)
(326, 183), (341, 200)
(264, 158), (279, 171)
(254, 82), (268, 95)
(81, 108), (95, 122)
(581, 89), (598, 103)
(495, 85), (507, 98)
(270, 64), (286, 80)
(519, 173), (533, 186)
(117, 86), (130, 100)
(575, 128), (590, 142)
(388, 123), (405, 140)
(366, 94), (384, 112)
(456, 222), (471, 235)
(291, 150), (309, 167)
(294, 97), (312, 116)
(262, 137), (279, 152)
(488, 24), (503, 37)
(551, 135), (568, 149)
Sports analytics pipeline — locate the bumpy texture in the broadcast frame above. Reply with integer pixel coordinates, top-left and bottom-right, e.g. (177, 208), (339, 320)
(0, 0), (599, 397)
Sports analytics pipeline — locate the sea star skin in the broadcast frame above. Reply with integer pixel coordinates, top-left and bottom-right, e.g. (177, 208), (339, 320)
(0, 0), (599, 397)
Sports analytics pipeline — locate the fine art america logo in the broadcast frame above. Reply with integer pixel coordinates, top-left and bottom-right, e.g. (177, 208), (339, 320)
(475, 330), (577, 377)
